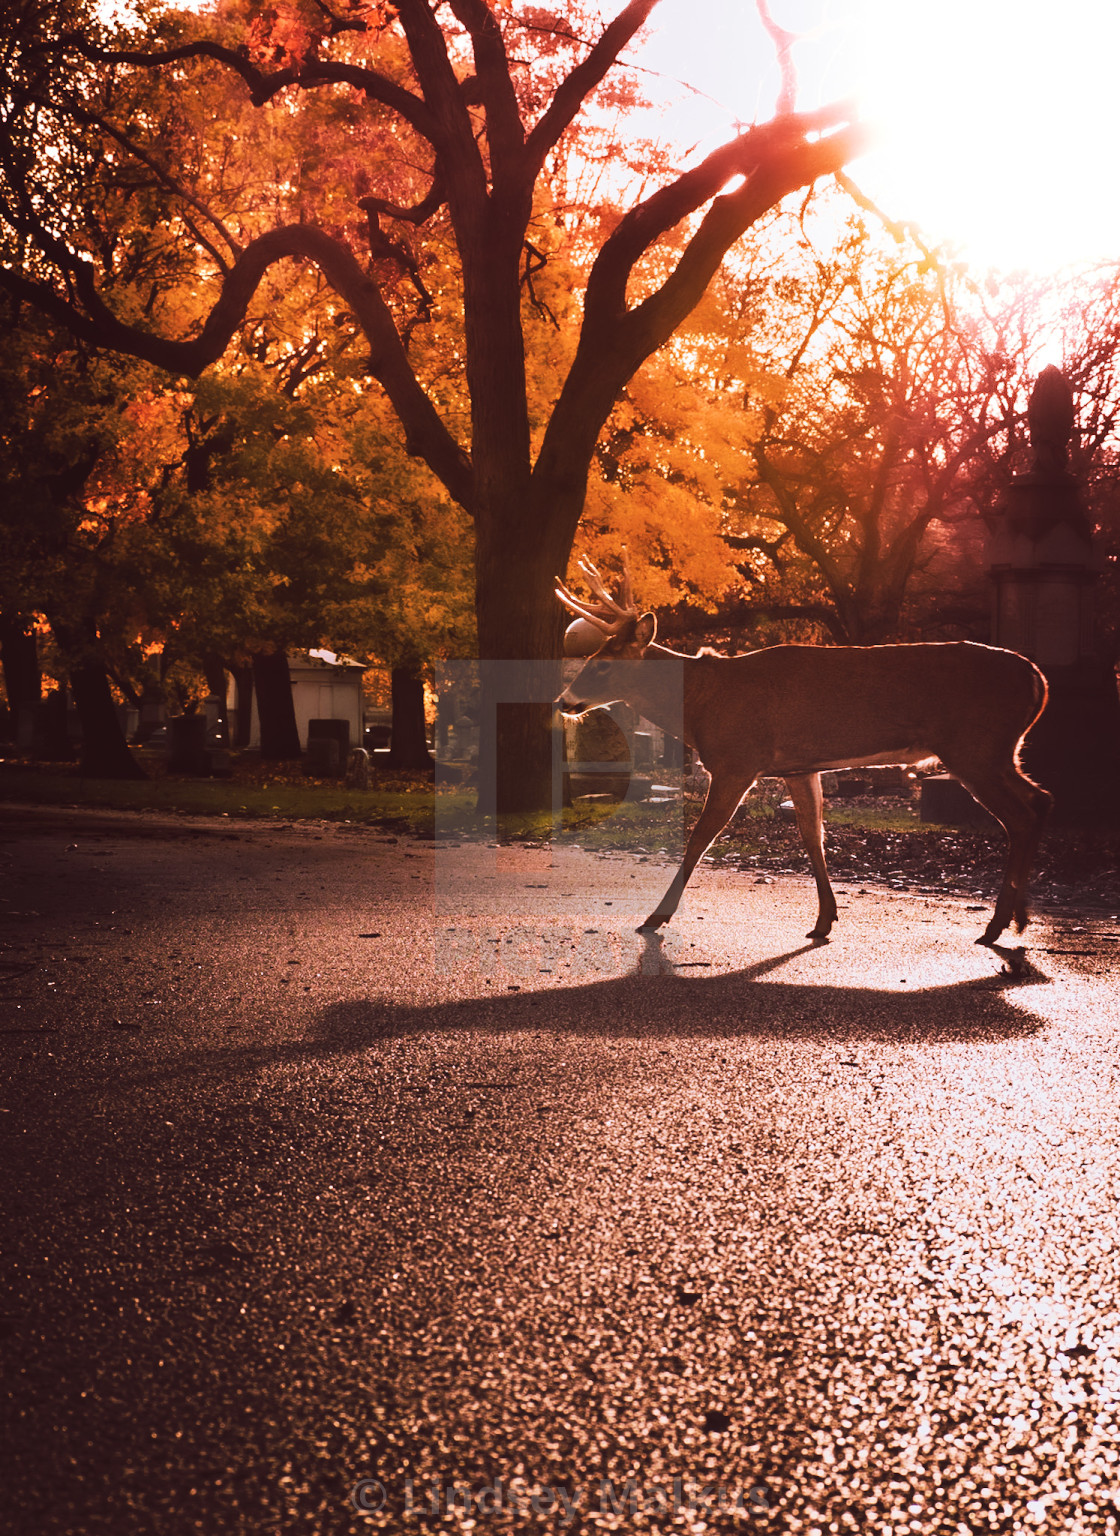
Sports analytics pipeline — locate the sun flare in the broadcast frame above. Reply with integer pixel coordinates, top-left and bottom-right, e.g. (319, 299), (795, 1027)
(852, 0), (1120, 271)
(638, 0), (1120, 273)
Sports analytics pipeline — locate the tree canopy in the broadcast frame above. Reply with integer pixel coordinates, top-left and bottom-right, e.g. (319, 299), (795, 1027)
(1, 0), (866, 803)
(9, 2), (1117, 801)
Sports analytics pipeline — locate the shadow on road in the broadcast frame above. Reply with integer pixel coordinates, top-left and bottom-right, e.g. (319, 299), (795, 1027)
(304, 938), (1050, 1055)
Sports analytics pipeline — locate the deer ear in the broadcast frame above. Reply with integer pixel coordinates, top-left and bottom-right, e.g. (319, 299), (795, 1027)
(633, 612), (657, 649)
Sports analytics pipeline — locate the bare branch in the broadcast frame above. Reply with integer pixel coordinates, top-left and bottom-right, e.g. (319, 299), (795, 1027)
(589, 103), (858, 327)
(358, 199), (434, 321)
(835, 170), (954, 323)
(752, 442), (850, 600)
(756, 0), (797, 114)
(358, 178), (446, 227)
(535, 106), (865, 500)
(521, 241), (558, 327)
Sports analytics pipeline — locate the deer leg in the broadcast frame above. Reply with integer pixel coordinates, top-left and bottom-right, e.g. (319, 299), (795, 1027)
(639, 773), (754, 930)
(944, 763), (1052, 944)
(1011, 778), (1052, 928)
(992, 772), (1051, 932)
(785, 772), (838, 939)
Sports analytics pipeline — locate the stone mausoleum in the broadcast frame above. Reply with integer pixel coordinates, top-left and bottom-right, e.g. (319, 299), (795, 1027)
(984, 366), (1120, 820)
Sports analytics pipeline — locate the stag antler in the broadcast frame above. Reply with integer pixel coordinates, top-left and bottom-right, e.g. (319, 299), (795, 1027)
(554, 554), (636, 635)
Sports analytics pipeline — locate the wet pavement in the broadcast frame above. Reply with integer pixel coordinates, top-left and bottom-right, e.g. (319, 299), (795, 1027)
(2, 804), (1119, 1535)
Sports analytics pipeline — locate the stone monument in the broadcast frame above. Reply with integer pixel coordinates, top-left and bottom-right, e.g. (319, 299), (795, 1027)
(985, 365), (1120, 820)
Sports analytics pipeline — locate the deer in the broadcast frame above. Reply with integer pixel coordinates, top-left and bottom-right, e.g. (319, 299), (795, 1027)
(554, 560), (1051, 945)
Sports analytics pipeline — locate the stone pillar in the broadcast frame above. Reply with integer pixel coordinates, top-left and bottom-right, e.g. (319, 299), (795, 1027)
(985, 366), (1120, 821)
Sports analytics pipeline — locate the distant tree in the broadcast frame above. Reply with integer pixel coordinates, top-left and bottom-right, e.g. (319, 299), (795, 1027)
(566, 200), (1120, 657)
(141, 351), (475, 760)
(0, 614), (41, 748)
(0, 301), (151, 776)
(702, 207), (1016, 643)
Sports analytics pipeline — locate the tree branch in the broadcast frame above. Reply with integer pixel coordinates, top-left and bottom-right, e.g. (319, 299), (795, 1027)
(724, 530), (790, 564)
(358, 177), (446, 227)
(756, 0), (797, 114)
(751, 444), (850, 603)
(523, 0), (658, 179)
(358, 200), (434, 323)
(394, 0), (487, 208)
(535, 106), (865, 499)
(621, 111), (862, 342)
(46, 35), (436, 135)
(835, 169), (954, 322)
(0, 226), (473, 508)
(308, 0), (373, 40)
(446, 0), (524, 175)
(32, 94), (243, 268)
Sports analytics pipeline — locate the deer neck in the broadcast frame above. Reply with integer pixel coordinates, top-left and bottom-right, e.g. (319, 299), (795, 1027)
(619, 642), (697, 744)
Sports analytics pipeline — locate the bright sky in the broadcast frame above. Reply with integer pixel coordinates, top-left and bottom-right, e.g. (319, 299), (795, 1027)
(631, 0), (1120, 274)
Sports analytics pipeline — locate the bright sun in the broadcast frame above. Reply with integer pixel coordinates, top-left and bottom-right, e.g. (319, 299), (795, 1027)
(636, 0), (1120, 274)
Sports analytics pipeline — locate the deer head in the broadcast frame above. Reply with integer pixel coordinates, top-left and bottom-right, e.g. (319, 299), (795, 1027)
(554, 557), (658, 713)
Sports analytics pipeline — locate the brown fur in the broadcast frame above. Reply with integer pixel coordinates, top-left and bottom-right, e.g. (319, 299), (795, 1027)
(558, 616), (1051, 944)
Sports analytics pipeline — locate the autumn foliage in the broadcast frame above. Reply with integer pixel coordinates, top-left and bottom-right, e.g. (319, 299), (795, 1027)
(0, 0), (868, 799)
(3, 3), (1119, 795)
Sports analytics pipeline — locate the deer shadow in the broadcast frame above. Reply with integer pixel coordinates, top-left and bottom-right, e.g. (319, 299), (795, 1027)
(98, 938), (1051, 1104)
(302, 935), (1050, 1056)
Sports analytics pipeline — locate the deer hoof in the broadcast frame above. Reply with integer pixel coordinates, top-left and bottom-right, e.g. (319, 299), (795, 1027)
(638, 915), (669, 932)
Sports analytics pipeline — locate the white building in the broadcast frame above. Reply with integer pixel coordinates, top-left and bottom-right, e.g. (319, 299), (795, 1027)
(232, 650), (367, 752)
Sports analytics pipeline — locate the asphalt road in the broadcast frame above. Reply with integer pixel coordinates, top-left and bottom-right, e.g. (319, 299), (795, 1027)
(2, 804), (1119, 1536)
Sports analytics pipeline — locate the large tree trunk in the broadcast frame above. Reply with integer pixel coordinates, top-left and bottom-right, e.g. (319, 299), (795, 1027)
(387, 664), (433, 770)
(68, 658), (147, 779)
(473, 517), (571, 816)
(50, 618), (146, 779)
(0, 614), (41, 749)
(252, 649), (302, 760)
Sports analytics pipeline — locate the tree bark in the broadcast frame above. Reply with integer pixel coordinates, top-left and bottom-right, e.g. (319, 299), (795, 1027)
(68, 658), (147, 779)
(49, 617), (146, 779)
(252, 649), (302, 760)
(386, 664), (433, 770)
(0, 614), (41, 748)
(473, 526), (568, 815)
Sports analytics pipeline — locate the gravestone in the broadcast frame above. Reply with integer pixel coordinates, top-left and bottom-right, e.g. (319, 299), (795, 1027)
(306, 718), (349, 778)
(167, 713), (208, 774)
(984, 366), (1120, 822)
